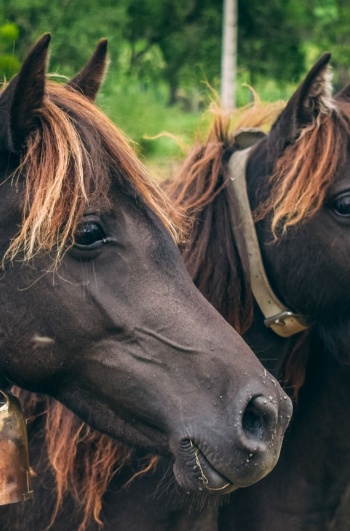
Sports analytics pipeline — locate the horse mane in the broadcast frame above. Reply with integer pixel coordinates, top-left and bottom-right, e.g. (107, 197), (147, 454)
(164, 100), (283, 333)
(260, 100), (350, 235)
(13, 387), (157, 531)
(4, 80), (185, 265)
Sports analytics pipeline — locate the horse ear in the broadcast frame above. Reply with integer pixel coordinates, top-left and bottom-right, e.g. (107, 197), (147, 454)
(0, 33), (50, 153)
(67, 39), (108, 101)
(269, 53), (333, 154)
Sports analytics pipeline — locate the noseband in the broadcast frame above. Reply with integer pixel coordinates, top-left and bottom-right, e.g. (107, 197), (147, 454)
(228, 130), (308, 338)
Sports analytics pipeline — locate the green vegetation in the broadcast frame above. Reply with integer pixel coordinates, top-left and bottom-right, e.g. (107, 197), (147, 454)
(99, 73), (202, 161)
(1, 0), (350, 172)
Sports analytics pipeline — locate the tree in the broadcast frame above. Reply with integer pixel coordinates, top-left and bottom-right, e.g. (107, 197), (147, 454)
(1, 0), (128, 75)
(125, 0), (222, 104)
(237, 0), (307, 85)
(304, 0), (350, 90)
(2, 0), (344, 109)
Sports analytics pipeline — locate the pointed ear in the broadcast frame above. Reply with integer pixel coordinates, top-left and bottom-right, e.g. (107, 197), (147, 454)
(66, 39), (108, 101)
(0, 33), (50, 153)
(269, 53), (333, 155)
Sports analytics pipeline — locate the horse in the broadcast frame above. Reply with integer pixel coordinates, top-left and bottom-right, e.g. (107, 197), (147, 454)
(0, 35), (292, 530)
(165, 53), (350, 530)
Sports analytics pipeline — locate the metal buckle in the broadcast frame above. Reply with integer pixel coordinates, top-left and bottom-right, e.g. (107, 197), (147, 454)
(264, 311), (301, 328)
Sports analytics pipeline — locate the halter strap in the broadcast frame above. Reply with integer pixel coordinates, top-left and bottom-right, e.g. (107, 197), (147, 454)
(228, 137), (308, 337)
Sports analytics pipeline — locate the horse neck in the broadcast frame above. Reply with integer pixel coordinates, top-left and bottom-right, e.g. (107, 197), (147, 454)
(171, 138), (308, 381)
(168, 145), (254, 334)
(184, 185), (300, 380)
(240, 143), (305, 380)
(240, 305), (296, 381)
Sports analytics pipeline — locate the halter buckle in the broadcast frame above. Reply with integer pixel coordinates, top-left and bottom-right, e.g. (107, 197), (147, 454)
(264, 311), (306, 328)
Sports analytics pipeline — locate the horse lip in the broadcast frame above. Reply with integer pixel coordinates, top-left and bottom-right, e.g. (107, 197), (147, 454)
(192, 443), (237, 494)
(173, 439), (237, 495)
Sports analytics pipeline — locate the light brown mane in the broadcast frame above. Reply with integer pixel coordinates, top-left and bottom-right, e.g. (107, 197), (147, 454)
(263, 100), (350, 234)
(5, 81), (185, 265)
(14, 388), (157, 531)
(166, 98), (285, 223)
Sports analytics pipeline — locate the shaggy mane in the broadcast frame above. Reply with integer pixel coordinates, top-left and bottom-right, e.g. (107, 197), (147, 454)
(263, 100), (350, 235)
(4, 81), (184, 265)
(13, 387), (158, 531)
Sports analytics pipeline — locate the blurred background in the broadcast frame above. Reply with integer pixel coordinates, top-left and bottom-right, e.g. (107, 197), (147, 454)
(0, 0), (349, 176)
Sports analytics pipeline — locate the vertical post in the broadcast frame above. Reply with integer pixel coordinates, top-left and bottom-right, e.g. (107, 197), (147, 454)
(221, 0), (237, 110)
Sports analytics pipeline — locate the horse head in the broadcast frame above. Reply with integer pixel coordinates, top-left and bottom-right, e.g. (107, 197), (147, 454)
(248, 53), (350, 357)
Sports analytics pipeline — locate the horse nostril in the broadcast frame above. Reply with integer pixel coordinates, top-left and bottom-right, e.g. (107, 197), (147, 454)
(242, 396), (278, 442)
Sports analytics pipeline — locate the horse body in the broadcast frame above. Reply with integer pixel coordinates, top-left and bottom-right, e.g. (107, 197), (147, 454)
(0, 36), (292, 530)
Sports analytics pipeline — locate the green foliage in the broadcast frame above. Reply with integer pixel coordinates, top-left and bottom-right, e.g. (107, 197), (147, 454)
(238, 0), (307, 84)
(0, 22), (19, 41)
(2, 0), (350, 169)
(0, 53), (20, 78)
(1, 0), (127, 75)
(0, 20), (20, 78)
(305, 0), (350, 89)
(124, 0), (222, 101)
(4, 0), (346, 103)
(100, 71), (201, 161)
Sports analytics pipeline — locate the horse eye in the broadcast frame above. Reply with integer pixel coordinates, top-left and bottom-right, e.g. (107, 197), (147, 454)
(74, 221), (106, 247)
(333, 194), (350, 217)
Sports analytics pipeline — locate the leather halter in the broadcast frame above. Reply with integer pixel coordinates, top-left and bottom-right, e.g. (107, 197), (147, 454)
(228, 129), (309, 337)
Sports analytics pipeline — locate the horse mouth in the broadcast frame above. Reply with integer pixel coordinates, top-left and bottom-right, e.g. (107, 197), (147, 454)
(173, 440), (236, 495)
(192, 443), (236, 493)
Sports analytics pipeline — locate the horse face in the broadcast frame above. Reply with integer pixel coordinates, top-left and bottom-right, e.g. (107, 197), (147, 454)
(0, 35), (292, 495)
(249, 54), (350, 353)
(256, 162), (350, 342)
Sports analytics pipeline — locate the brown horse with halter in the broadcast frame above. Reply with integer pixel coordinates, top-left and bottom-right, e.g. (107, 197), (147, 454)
(0, 35), (292, 530)
(166, 54), (350, 530)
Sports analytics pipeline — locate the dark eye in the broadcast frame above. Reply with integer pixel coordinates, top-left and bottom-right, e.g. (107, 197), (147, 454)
(333, 194), (350, 217)
(74, 220), (106, 248)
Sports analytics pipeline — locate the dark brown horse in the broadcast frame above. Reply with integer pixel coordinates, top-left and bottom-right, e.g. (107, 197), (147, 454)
(0, 36), (291, 530)
(166, 54), (350, 530)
